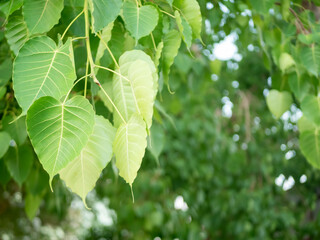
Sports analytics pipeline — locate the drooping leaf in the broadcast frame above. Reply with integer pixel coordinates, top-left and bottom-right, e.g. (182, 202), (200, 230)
(98, 81), (114, 113)
(113, 51), (155, 128)
(162, 29), (181, 88)
(2, 115), (27, 146)
(288, 73), (310, 102)
(173, 0), (202, 39)
(175, 10), (192, 48)
(0, 58), (12, 87)
(4, 145), (34, 186)
(113, 114), (147, 186)
(25, 193), (42, 220)
(13, 36), (76, 113)
(60, 115), (116, 205)
(0, 132), (11, 159)
(95, 22), (114, 66)
(147, 123), (165, 164)
(301, 95), (320, 126)
(5, 14), (28, 55)
(26, 96), (95, 184)
(122, 0), (159, 41)
(266, 90), (292, 119)
(279, 52), (295, 72)
(299, 45), (320, 77)
(23, 0), (64, 34)
(300, 128), (320, 168)
(89, 0), (121, 33)
(26, 167), (49, 195)
(154, 41), (163, 68)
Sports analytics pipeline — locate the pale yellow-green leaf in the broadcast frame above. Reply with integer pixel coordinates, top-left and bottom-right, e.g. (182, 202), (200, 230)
(60, 115), (116, 205)
(113, 114), (147, 186)
(266, 90), (292, 119)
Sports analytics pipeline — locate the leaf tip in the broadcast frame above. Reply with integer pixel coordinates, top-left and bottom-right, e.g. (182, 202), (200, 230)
(130, 184), (135, 203)
(49, 178), (54, 192)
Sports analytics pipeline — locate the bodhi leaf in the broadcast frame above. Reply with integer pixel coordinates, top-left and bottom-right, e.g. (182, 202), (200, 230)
(113, 51), (155, 128)
(89, 0), (121, 33)
(162, 29), (181, 90)
(25, 193), (42, 220)
(60, 115), (116, 206)
(23, 0), (64, 34)
(266, 90), (292, 119)
(173, 0), (202, 40)
(0, 160), (11, 186)
(0, 0), (23, 19)
(0, 58), (12, 86)
(300, 127), (320, 169)
(147, 123), (165, 165)
(122, 0), (159, 42)
(13, 36), (76, 113)
(301, 95), (320, 126)
(0, 132), (11, 159)
(299, 45), (320, 77)
(26, 96), (95, 186)
(5, 14), (29, 55)
(113, 114), (147, 186)
(279, 52), (295, 72)
(175, 10), (192, 49)
(2, 115), (27, 146)
(4, 145), (34, 186)
(154, 41), (163, 68)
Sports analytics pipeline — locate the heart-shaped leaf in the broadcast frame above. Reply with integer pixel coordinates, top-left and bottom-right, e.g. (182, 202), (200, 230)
(113, 114), (147, 186)
(23, 0), (64, 34)
(60, 115), (116, 206)
(122, 0), (159, 41)
(26, 96), (95, 185)
(13, 36), (76, 113)
(266, 90), (292, 119)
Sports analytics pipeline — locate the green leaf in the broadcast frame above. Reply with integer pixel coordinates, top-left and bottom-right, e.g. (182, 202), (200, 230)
(2, 115), (27, 146)
(154, 41), (163, 68)
(26, 167), (49, 195)
(4, 145), (34, 186)
(266, 90), (292, 119)
(122, 0), (159, 41)
(113, 114), (147, 186)
(98, 81), (114, 113)
(175, 10), (192, 48)
(23, 0), (64, 34)
(0, 132), (11, 159)
(279, 52), (295, 72)
(95, 22), (114, 67)
(25, 193), (42, 220)
(0, 58), (12, 86)
(0, 160), (11, 186)
(162, 29), (181, 89)
(300, 128), (320, 168)
(249, 0), (276, 14)
(5, 14), (29, 55)
(13, 36), (76, 113)
(112, 50), (156, 128)
(173, 0), (202, 39)
(0, 0), (23, 19)
(89, 0), (122, 33)
(299, 45), (320, 77)
(147, 123), (165, 164)
(288, 73), (310, 102)
(298, 116), (316, 133)
(60, 115), (116, 205)
(26, 96), (95, 185)
(301, 95), (320, 127)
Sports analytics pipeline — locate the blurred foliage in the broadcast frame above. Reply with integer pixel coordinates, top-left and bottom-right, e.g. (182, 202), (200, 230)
(1, 0), (320, 239)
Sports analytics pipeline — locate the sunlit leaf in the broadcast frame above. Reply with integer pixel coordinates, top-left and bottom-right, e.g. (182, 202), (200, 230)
(266, 90), (292, 119)
(60, 115), (116, 205)
(301, 95), (320, 127)
(26, 96), (95, 185)
(89, 0), (121, 33)
(113, 114), (147, 186)
(13, 36), (76, 113)
(175, 10), (192, 48)
(23, 0), (64, 34)
(122, 0), (159, 41)
(5, 14), (28, 55)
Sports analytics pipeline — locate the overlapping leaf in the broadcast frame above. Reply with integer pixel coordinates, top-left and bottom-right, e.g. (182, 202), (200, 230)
(26, 96), (95, 185)
(175, 10), (192, 48)
(113, 50), (156, 128)
(301, 95), (320, 126)
(89, 0), (121, 33)
(95, 22), (114, 66)
(0, 132), (11, 159)
(13, 36), (76, 113)
(122, 0), (159, 41)
(113, 114), (147, 186)
(23, 0), (64, 34)
(5, 15), (28, 55)
(299, 45), (320, 77)
(60, 115), (116, 205)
